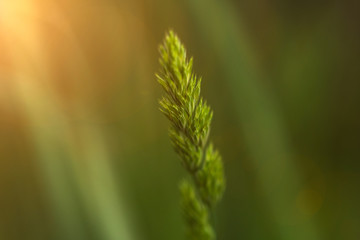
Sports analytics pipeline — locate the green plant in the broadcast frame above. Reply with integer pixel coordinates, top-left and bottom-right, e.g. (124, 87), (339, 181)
(156, 31), (225, 240)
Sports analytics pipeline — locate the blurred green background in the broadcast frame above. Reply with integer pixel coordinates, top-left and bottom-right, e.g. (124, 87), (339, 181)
(0, 0), (359, 239)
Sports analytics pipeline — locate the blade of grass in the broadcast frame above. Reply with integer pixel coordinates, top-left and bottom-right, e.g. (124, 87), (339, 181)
(185, 1), (320, 239)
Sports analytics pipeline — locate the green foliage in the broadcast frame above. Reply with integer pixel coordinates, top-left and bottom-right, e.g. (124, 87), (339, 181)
(157, 30), (225, 240)
(180, 180), (214, 240)
(195, 144), (225, 207)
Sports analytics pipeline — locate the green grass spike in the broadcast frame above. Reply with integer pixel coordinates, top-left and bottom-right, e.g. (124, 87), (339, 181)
(157, 30), (225, 240)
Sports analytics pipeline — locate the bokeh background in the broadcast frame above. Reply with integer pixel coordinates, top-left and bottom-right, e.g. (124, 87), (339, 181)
(0, 0), (359, 239)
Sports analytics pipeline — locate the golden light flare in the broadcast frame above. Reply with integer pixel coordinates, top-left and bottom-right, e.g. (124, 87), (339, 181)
(0, 0), (141, 118)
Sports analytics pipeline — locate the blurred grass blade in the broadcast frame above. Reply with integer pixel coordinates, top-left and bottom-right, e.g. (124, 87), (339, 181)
(185, 0), (320, 239)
